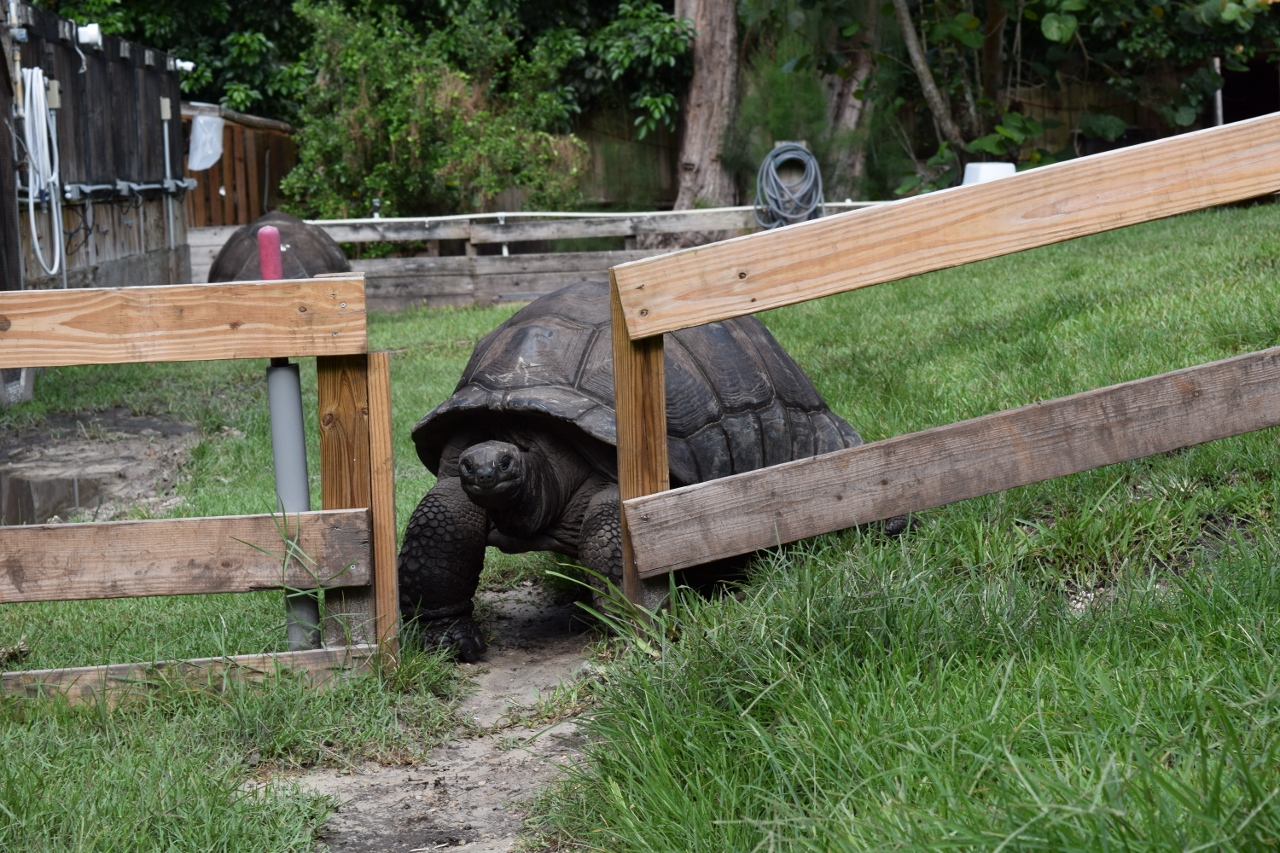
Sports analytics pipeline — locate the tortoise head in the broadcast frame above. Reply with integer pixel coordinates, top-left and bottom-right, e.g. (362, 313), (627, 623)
(458, 441), (527, 510)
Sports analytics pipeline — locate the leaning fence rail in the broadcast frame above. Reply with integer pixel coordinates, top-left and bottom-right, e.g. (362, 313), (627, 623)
(608, 112), (1280, 602)
(0, 273), (399, 703)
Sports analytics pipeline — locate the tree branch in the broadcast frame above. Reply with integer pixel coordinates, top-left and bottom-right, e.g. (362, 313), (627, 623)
(890, 0), (968, 151)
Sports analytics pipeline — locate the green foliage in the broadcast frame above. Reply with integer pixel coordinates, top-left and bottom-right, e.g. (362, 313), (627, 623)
(588, 1), (695, 138)
(280, 1), (587, 217)
(36, 0), (310, 120)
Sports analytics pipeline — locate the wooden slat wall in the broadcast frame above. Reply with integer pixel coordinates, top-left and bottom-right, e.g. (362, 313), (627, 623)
(183, 122), (298, 229)
(611, 113), (1280, 339)
(623, 346), (1280, 576)
(0, 277), (367, 367)
(0, 509), (372, 604)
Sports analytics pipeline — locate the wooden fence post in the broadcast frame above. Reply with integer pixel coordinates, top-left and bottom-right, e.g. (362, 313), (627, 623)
(367, 351), (400, 660)
(609, 273), (670, 608)
(317, 353), (378, 647)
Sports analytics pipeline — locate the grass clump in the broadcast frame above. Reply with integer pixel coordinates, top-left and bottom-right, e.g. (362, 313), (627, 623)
(532, 534), (1280, 851)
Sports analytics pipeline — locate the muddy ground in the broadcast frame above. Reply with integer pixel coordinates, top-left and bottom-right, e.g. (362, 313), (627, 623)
(299, 586), (593, 852)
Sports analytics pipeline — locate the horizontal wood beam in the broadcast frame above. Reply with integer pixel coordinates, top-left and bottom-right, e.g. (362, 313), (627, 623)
(2, 644), (376, 704)
(317, 220), (473, 243)
(0, 509), (371, 604)
(624, 345), (1280, 576)
(612, 113), (1280, 339)
(469, 209), (760, 244)
(352, 249), (663, 276)
(0, 278), (367, 368)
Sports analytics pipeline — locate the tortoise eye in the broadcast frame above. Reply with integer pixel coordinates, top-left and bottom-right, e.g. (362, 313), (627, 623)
(500, 455), (513, 471)
(461, 460), (473, 475)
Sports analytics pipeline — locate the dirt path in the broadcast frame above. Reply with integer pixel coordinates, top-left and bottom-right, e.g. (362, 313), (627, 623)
(301, 585), (594, 852)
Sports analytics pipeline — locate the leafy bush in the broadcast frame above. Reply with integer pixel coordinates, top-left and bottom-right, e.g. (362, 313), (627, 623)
(281, 0), (589, 217)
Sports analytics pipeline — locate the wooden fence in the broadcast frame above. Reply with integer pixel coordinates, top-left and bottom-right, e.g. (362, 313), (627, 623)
(608, 112), (1280, 604)
(188, 203), (881, 309)
(181, 103), (298, 228)
(0, 274), (399, 703)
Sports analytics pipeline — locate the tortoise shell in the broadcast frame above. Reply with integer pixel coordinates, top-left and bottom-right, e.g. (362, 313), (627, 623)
(412, 281), (861, 487)
(208, 211), (351, 282)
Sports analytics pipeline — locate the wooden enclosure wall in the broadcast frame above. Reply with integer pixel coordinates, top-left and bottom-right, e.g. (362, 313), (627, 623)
(608, 112), (1280, 600)
(187, 203), (880, 302)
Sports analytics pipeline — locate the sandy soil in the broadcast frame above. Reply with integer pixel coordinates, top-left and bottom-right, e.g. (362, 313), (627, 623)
(300, 585), (595, 852)
(0, 407), (198, 523)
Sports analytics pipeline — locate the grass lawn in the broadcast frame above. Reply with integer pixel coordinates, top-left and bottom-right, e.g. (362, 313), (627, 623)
(3, 201), (1280, 849)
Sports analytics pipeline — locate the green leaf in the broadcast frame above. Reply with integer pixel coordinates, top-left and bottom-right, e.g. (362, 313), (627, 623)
(1023, 8), (1039, 19)
(965, 134), (1010, 155)
(1058, 0), (1088, 11)
(1221, 2), (1243, 21)
(1078, 112), (1128, 140)
(840, 22), (865, 36)
(996, 124), (1027, 143)
(1173, 104), (1198, 126)
(1040, 12), (1078, 41)
(894, 174), (923, 195)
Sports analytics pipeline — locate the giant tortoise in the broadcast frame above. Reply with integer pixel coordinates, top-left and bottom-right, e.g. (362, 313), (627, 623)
(207, 210), (350, 282)
(398, 281), (865, 660)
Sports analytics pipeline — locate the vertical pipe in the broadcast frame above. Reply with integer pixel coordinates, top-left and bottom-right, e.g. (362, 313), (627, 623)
(260, 225), (322, 650)
(1214, 57), (1224, 127)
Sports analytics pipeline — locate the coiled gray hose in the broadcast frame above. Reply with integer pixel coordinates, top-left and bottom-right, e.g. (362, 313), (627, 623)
(753, 143), (825, 229)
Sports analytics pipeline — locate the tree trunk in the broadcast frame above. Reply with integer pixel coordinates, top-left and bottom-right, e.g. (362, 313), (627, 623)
(643, 0), (739, 249)
(824, 25), (877, 200)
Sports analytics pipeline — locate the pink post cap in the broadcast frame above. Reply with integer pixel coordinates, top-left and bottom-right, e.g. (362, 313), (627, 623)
(257, 225), (283, 280)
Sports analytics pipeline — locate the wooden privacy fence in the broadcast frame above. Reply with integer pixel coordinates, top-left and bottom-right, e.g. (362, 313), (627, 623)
(0, 274), (399, 702)
(609, 112), (1280, 602)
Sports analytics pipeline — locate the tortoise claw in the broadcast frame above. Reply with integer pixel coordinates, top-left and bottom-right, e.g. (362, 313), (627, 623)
(407, 616), (487, 662)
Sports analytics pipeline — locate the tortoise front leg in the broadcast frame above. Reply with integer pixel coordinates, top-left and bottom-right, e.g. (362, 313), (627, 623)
(397, 476), (489, 661)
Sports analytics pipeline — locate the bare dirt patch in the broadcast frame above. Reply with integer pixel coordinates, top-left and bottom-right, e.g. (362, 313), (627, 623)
(0, 408), (198, 524)
(300, 584), (595, 852)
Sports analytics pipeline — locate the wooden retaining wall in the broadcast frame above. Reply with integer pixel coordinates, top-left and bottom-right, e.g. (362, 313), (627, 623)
(188, 203), (879, 309)
(607, 113), (1280, 603)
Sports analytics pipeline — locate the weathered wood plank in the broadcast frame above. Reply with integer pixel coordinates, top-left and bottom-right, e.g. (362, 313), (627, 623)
(612, 113), (1280, 339)
(317, 354), (377, 647)
(610, 275), (669, 607)
(1, 644), (376, 704)
(352, 249), (663, 276)
(319, 220), (473, 243)
(0, 278), (367, 367)
(0, 509), (371, 604)
(624, 345), (1280, 576)
(367, 351), (400, 658)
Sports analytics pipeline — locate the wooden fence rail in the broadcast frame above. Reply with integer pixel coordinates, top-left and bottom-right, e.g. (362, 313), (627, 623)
(0, 274), (398, 703)
(609, 112), (1280, 601)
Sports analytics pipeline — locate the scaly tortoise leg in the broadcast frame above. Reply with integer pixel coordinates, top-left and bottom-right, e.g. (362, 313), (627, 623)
(397, 476), (489, 661)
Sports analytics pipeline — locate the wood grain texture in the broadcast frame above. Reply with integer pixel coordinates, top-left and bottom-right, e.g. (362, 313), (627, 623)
(469, 210), (757, 244)
(317, 354), (377, 647)
(0, 509), (371, 604)
(1, 644), (376, 705)
(613, 112), (1280, 339)
(0, 278), (368, 368)
(625, 345), (1280, 576)
(610, 275), (669, 605)
(367, 351), (400, 659)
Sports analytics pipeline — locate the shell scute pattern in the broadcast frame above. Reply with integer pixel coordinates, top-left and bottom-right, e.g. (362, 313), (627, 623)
(411, 281), (861, 489)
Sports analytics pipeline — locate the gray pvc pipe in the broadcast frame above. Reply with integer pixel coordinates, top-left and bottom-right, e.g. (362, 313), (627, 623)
(268, 360), (321, 650)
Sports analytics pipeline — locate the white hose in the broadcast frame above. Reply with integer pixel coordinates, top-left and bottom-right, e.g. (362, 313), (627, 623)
(753, 143), (825, 229)
(22, 66), (64, 278)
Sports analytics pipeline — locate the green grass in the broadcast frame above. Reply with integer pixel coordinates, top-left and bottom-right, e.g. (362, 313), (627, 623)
(4, 201), (1280, 849)
(524, 203), (1280, 851)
